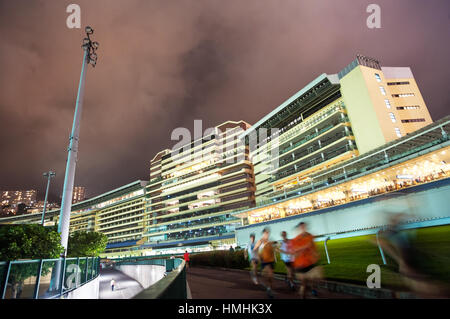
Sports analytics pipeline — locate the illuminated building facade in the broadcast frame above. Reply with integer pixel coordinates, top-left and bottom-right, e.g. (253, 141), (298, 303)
(1, 190), (37, 215)
(233, 116), (450, 242)
(143, 121), (256, 254)
(70, 181), (148, 255)
(0, 181), (149, 257)
(72, 186), (86, 204)
(1, 190), (37, 207)
(243, 55), (433, 205)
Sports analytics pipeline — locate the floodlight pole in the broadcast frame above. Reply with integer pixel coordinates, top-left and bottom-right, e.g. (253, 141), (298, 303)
(41, 171), (56, 225)
(58, 26), (99, 256)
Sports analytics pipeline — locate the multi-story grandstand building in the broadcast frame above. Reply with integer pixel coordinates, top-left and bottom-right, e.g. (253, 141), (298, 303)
(234, 116), (450, 245)
(244, 55), (433, 205)
(142, 121), (256, 254)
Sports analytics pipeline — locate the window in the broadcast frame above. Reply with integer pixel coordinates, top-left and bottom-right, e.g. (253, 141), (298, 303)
(387, 81), (410, 86)
(394, 127), (402, 138)
(379, 86), (386, 95)
(388, 112), (396, 123)
(384, 99), (391, 109)
(396, 105), (420, 110)
(375, 73), (382, 82)
(401, 118), (425, 123)
(392, 93), (414, 98)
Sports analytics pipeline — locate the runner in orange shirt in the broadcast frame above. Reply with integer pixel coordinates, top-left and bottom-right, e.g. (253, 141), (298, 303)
(253, 227), (276, 298)
(290, 222), (323, 298)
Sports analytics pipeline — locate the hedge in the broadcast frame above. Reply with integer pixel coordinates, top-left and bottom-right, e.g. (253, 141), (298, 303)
(190, 250), (249, 269)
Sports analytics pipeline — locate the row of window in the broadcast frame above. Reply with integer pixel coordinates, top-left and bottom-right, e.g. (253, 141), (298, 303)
(401, 118), (426, 123)
(379, 87), (415, 98)
(392, 93), (415, 98)
(389, 112), (425, 124)
(387, 81), (410, 86)
(397, 105), (420, 110)
(375, 73), (410, 86)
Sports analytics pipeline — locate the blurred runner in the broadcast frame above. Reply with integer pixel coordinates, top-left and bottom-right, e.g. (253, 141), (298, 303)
(253, 228), (276, 298)
(291, 222), (323, 299)
(110, 278), (115, 291)
(374, 213), (449, 297)
(244, 233), (259, 285)
(277, 231), (295, 290)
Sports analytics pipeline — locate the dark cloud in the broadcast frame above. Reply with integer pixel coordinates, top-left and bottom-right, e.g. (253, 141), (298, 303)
(0, 0), (449, 201)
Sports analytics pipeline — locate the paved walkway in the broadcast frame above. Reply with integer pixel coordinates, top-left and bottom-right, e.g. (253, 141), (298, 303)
(99, 268), (144, 299)
(186, 267), (358, 299)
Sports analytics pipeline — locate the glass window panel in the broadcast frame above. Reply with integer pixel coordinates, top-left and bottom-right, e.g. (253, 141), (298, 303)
(38, 260), (62, 299)
(5, 261), (39, 299)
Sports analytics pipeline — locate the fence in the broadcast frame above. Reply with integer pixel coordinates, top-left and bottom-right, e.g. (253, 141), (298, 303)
(0, 257), (100, 299)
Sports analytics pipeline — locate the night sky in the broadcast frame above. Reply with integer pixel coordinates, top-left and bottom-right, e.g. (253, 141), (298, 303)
(0, 0), (449, 202)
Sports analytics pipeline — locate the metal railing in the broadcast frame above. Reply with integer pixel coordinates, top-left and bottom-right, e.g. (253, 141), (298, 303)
(0, 257), (100, 299)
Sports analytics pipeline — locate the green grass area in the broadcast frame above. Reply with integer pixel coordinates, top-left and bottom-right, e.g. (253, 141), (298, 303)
(243, 225), (450, 290)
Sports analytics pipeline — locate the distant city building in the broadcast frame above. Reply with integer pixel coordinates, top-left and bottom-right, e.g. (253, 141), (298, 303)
(1, 190), (37, 207)
(72, 186), (86, 204)
(0, 190), (37, 216)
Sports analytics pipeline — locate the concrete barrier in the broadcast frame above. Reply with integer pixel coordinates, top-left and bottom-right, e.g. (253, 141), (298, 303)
(134, 260), (187, 299)
(114, 264), (166, 289)
(63, 277), (100, 299)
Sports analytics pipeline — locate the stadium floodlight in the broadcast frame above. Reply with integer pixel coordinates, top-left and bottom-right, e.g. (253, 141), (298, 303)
(85, 26), (94, 35)
(58, 25), (100, 256)
(41, 171), (56, 225)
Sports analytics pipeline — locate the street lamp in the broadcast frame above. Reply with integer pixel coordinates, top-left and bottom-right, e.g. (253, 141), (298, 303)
(41, 171), (56, 225)
(58, 26), (99, 256)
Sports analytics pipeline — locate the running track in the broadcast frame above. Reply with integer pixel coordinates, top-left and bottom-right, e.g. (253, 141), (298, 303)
(186, 267), (357, 299)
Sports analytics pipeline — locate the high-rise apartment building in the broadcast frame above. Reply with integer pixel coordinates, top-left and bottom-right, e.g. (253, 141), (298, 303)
(143, 121), (256, 253)
(72, 186), (86, 204)
(1, 190), (37, 207)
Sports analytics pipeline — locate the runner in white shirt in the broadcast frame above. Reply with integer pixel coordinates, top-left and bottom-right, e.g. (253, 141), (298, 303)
(244, 233), (259, 285)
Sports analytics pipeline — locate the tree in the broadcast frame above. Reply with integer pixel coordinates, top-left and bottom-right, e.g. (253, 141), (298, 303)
(67, 231), (108, 257)
(0, 224), (64, 298)
(0, 224), (64, 261)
